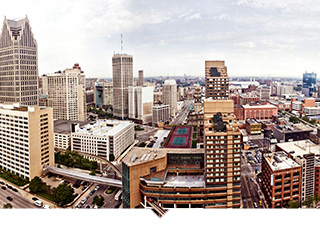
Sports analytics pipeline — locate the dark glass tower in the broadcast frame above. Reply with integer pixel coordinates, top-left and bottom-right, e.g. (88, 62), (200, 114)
(302, 72), (317, 97)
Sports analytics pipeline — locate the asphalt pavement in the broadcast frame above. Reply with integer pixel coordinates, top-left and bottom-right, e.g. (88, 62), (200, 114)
(0, 185), (39, 209)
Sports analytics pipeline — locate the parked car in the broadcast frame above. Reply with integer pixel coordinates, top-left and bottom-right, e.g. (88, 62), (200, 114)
(6, 196), (13, 201)
(1, 186), (6, 190)
(12, 188), (18, 192)
(81, 198), (87, 205)
(254, 202), (258, 208)
(250, 177), (254, 182)
(90, 189), (95, 196)
(32, 197), (38, 201)
(94, 186), (100, 191)
(0, 181), (4, 185)
(34, 200), (43, 207)
(43, 205), (51, 209)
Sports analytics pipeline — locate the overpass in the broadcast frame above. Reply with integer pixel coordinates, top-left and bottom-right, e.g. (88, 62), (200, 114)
(57, 150), (122, 178)
(43, 165), (122, 187)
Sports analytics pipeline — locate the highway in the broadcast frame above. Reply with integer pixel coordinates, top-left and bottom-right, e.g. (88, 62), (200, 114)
(0, 186), (38, 209)
(171, 100), (192, 125)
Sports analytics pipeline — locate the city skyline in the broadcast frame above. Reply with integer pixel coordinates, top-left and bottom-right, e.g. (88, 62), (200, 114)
(1, 0), (320, 78)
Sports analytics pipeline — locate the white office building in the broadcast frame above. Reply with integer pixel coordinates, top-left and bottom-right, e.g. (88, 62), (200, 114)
(71, 120), (134, 160)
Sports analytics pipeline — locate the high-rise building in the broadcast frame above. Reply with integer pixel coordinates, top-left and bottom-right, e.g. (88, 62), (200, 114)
(257, 86), (270, 100)
(205, 61), (229, 99)
(163, 79), (177, 117)
(152, 104), (170, 126)
(94, 81), (113, 109)
(44, 63), (86, 121)
(0, 16), (38, 106)
(128, 86), (153, 124)
(0, 103), (54, 180)
(112, 54), (133, 119)
(138, 70), (144, 87)
(302, 72), (317, 97)
(203, 99), (242, 208)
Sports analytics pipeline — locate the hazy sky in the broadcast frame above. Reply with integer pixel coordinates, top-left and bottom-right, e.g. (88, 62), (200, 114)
(1, 0), (320, 78)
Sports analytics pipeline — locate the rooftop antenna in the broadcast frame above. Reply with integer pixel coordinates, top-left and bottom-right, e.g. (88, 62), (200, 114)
(121, 34), (123, 53)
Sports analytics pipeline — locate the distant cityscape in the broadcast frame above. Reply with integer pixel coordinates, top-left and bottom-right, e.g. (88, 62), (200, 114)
(1, 15), (320, 215)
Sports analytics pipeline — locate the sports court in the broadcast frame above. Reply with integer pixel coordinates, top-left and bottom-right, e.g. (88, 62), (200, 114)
(163, 126), (193, 148)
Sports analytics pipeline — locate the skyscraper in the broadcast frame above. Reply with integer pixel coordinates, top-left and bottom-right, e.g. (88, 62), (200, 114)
(205, 61), (229, 99)
(0, 16), (38, 105)
(163, 79), (177, 117)
(44, 64), (86, 121)
(138, 70), (144, 87)
(112, 54), (133, 119)
(302, 72), (317, 97)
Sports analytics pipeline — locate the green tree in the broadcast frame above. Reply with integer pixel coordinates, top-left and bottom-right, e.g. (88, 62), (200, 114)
(302, 116), (309, 122)
(3, 203), (12, 209)
(89, 169), (96, 176)
(310, 119), (317, 125)
(287, 200), (299, 208)
(303, 195), (315, 208)
(54, 183), (75, 206)
(92, 195), (104, 207)
(29, 176), (45, 193)
(289, 116), (300, 124)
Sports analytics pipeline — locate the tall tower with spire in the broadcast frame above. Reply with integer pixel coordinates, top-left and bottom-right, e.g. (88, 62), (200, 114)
(0, 16), (38, 105)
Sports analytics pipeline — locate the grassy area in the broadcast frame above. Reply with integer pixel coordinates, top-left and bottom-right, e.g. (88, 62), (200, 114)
(191, 140), (197, 148)
(193, 133), (197, 139)
(105, 186), (117, 194)
(192, 125), (198, 132)
(36, 192), (56, 203)
(0, 168), (29, 186)
(134, 126), (144, 131)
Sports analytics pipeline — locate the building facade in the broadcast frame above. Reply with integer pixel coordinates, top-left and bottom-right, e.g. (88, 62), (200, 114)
(261, 151), (301, 208)
(205, 61), (229, 99)
(302, 72), (317, 97)
(0, 103), (54, 180)
(162, 79), (177, 117)
(0, 16), (38, 106)
(152, 104), (170, 126)
(112, 54), (133, 119)
(203, 99), (242, 208)
(138, 70), (144, 87)
(94, 81), (113, 109)
(128, 86), (153, 124)
(44, 64), (86, 121)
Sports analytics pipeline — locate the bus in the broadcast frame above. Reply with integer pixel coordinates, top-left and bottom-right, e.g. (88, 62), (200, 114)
(115, 189), (122, 201)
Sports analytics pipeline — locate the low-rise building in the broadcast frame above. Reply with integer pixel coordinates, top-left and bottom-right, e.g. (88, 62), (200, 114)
(261, 151), (301, 208)
(71, 120), (134, 160)
(239, 93), (259, 105)
(54, 120), (89, 150)
(245, 118), (261, 135)
(242, 103), (278, 120)
(273, 123), (313, 142)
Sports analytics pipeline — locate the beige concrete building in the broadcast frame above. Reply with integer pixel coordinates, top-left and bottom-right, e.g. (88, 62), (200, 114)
(43, 64), (86, 121)
(0, 103), (54, 180)
(0, 16), (38, 106)
(152, 104), (170, 126)
(128, 86), (153, 124)
(138, 70), (144, 87)
(163, 79), (177, 117)
(203, 99), (241, 208)
(112, 54), (133, 119)
(205, 61), (229, 99)
(154, 92), (163, 103)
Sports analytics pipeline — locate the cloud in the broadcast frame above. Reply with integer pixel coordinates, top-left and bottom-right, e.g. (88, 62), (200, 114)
(233, 41), (256, 48)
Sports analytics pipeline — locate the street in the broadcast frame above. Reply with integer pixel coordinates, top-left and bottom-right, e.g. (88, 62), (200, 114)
(171, 100), (192, 125)
(0, 185), (39, 209)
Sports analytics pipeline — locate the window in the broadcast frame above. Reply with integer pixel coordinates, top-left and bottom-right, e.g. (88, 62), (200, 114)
(150, 166), (157, 174)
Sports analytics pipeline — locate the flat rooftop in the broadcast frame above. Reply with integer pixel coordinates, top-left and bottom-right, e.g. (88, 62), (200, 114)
(163, 175), (205, 188)
(123, 147), (204, 167)
(54, 119), (90, 134)
(73, 119), (132, 136)
(264, 151), (300, 171)
(246, 118), (260, 124)
(242, 104), (277, 109)
(274, 123), (313, 133)
(276, 140), (320, 157)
